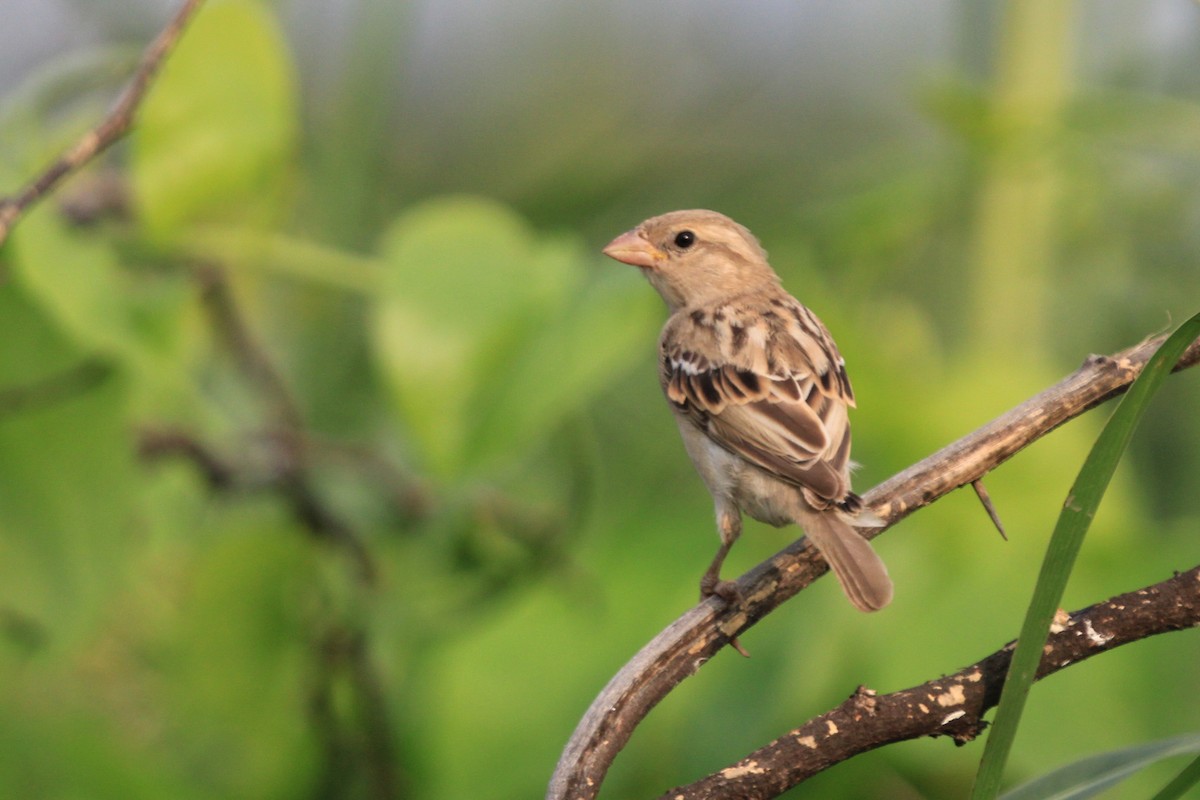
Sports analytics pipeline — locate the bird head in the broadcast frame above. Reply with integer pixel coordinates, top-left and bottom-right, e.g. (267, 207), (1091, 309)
(602, 210), (779, 311)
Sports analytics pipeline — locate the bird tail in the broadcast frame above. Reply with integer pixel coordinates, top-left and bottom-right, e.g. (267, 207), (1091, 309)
(794, 507), (893, 612)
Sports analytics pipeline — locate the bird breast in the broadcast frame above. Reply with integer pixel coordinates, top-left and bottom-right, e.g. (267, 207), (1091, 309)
(675, 415), (795, 528)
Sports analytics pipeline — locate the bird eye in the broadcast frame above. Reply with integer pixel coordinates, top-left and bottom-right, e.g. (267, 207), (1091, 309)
(674, 230), (696, 249)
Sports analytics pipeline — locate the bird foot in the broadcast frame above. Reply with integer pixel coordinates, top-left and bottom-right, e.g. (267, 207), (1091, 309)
(699, 577), (750, 657)
(699, 576), (742, 605)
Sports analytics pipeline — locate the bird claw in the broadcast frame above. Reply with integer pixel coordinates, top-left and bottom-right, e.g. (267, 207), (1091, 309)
(699, 576), (743, 605)
(699, 577), (750, 657)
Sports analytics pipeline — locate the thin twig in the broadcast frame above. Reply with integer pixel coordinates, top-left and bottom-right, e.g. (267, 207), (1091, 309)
(547, 333), (1200, 800)
(663, 565), (1200, 799)
(137, 427), (237, 490)
(0, 359), (113, 416)
(971, 479), (1007, 540)
(308, 624), (405, 800)
(304, 435), (434, 523)
(195, 264), (303, 430)
(0, 0), (207, 248)
(192, 264), (376, 580)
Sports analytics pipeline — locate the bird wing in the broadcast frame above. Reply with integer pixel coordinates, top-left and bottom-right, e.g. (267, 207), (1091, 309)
(659, 296), (855, 504)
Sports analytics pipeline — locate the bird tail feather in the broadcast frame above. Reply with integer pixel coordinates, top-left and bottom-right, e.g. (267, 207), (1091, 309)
(795, 508), (893, 612)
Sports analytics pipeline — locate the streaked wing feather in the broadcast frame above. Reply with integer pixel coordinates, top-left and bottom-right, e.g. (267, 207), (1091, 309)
(709, 406), (845, 499)
(660, 297), (855, 502)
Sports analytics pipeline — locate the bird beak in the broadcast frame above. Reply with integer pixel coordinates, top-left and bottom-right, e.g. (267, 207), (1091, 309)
(602, 230), (664, 269)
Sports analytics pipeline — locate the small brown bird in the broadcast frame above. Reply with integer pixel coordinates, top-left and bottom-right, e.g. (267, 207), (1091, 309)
(603, 210), (892, 613)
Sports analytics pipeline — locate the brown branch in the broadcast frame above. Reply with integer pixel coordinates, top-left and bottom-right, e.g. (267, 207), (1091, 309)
(191, 264), (376, 583)
(305, 436), (433, 524)
(137, 427), (238, 490)
(547, 332), (1200, 800)
(137, 426), (377, 585)
(309, 624), (407, 800)
(195, 264), (303, 430)
(664, 565), (1200, 799)
(0, 0), (207, 248)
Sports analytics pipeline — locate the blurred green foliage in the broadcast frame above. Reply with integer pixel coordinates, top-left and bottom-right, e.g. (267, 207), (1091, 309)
(0, 1), (1197, 798)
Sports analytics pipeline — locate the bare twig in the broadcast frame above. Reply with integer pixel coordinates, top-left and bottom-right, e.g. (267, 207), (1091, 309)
(196, 264), (303, 429)
(192, 264), (376, 583)
(663, 565), (1200, 799)
(0, 0), (207, 248)
(0, 359), (113, 416)
(309, 624), (406, 800)
(547, 333), (1200, 800)
(137, 427), (237, 490)
(971, 479), (1007, 540)
(305, 436), (433, 523)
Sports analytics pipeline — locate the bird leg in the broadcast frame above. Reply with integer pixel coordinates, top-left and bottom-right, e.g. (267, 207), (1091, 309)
(699, 539), (742, 604)
(700, 507), (744, 603)
(700, 533), (751, 658)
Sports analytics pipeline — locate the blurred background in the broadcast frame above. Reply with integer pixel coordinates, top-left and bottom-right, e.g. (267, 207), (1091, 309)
(1, 0), (1198, 797)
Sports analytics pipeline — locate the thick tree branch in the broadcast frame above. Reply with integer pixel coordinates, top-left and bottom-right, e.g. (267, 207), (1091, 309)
(547, 332), (1200, 800)
(664, 565), (1200, 799)
(0, 0), (206, 248)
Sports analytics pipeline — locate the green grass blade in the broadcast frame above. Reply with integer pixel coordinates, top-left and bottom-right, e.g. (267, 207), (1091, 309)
(1149, 750), (1200, 800)
(970, 313), (1200, 800)
(998, 733), (1200, 800)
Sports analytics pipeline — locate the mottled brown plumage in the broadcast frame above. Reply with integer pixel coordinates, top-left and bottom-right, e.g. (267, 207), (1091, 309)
(604, 209), (892, 613)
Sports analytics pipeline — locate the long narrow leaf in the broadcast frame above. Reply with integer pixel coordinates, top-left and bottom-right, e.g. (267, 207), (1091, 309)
(1150, 750), (1200, 800)
(970, 313), (1200, 800)
(999, 733), (1200, 800)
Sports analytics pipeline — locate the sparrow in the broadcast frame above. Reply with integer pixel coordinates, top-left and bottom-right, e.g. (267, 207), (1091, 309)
(603, 210), (892, 613)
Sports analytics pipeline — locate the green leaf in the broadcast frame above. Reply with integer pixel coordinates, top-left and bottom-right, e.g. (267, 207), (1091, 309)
(1150, 749), (1200, 800)
(999, 733), (1200, 800)
(131, 0), (298, 240)
(7, 210), (202, 410)
(8, 208), (140, 360)
(168, 520), (318, 797)
(971, 311), (1200, 800)
(467, 273), (659, 469)
(0, 286), (135, 642)
(373, 297), (477, 477)
(180, 225), (386, 293)
(372, 196), (653, 479)
(377, 196), (576, 333)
